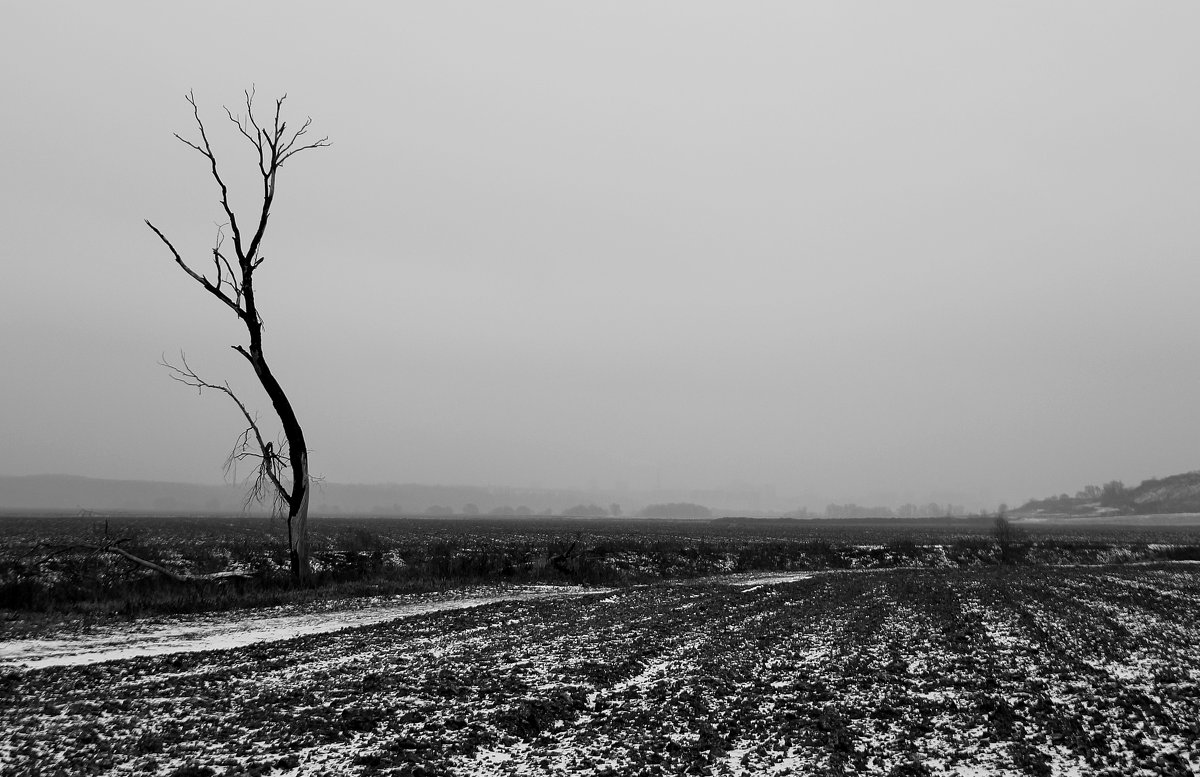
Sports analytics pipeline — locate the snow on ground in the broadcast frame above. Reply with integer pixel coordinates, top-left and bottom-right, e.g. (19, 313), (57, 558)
(3, 566), (1199, 776)
(725, 572), (813, 591)
(1, 572), (841, 671)
(0, 585), (607, 670)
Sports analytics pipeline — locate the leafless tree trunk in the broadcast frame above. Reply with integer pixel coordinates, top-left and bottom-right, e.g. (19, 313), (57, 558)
(146, 90), (329, 582)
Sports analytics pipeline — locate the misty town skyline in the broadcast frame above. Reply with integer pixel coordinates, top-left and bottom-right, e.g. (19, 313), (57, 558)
(4, 4), (1200, 514)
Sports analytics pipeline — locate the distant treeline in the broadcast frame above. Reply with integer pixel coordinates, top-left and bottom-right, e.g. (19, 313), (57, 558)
(0, 475), (738, 518)
(785, 503), (967, 520)
(443, 502), (713, 519)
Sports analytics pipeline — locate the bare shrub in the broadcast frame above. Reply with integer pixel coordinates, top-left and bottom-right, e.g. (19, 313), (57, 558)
(992, 512), (1027, 563)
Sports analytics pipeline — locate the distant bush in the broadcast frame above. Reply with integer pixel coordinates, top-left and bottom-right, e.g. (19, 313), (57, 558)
(562, 504), (609, 518)
(887, 535), (920, 558)
(992, 514), (1027, 563)
(951, 535), (993, 559)
(639, 503), (712, 519)
(1099, 480), (1131, 509)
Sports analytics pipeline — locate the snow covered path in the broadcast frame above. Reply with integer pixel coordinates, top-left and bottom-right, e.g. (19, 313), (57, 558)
(0, 585), (608, 670)
(0, 572), (825, 671)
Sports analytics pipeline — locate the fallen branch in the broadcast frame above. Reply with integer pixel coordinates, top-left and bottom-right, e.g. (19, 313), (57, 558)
(32, 540), (256, 583)
(550, 534), (587, 575)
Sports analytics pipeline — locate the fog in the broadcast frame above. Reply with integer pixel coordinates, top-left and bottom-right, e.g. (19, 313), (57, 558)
(2, 3), (1199, 511)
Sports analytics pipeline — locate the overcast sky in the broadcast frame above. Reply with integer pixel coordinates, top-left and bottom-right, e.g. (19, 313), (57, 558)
(2, 2), (1199, 509)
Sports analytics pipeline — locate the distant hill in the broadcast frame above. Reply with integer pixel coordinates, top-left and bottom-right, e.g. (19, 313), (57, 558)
(0, 474), (635, 517)
(1015, 471), (1200, 517)
(0, 474), (247, 513)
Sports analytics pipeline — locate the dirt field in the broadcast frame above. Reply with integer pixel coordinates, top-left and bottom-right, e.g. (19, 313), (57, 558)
(3, 564), (1198, 776)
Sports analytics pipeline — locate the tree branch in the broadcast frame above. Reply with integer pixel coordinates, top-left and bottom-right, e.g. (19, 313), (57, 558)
(241, 94), (330, 268)
(162, 354), (288, 506)
(279, 116), (331, 165)
(211, 225), (243, 307)
(145, 220), (246, 320)
(178, 90), (246, 261)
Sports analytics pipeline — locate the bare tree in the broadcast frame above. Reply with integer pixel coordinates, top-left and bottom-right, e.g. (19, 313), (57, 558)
(146, 89), (329, 581)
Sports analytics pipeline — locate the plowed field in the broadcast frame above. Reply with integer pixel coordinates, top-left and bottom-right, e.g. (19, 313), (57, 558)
(3, 566), (1198, 776)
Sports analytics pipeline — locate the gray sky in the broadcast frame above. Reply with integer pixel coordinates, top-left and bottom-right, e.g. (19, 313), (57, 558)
(2, 2), (1199, 510)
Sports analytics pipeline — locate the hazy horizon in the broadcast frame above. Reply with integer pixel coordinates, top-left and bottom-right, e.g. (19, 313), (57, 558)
(3, 4), (1199, 512)
(0, 471), (986, 516)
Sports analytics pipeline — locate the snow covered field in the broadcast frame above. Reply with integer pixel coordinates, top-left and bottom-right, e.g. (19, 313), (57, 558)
(3, 566), (1198, 775)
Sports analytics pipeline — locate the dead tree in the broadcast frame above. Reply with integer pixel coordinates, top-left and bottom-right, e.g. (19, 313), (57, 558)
(146, 89), (329, 581)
